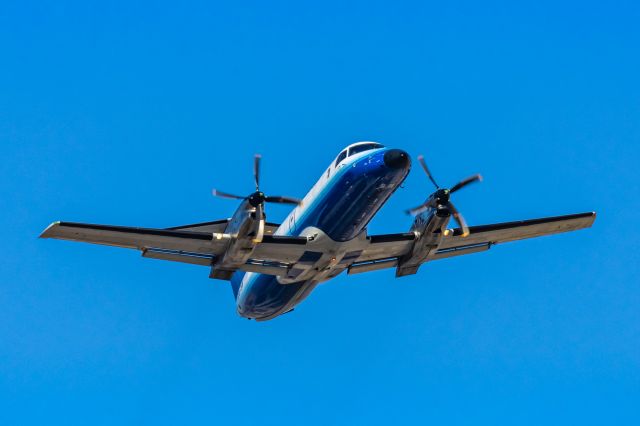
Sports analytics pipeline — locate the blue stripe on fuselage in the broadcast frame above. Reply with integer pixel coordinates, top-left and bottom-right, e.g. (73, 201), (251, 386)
(232, 148), (410, 320)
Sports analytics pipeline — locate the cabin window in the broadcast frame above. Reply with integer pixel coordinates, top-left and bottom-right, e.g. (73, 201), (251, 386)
(335, 150), (347, 167)
(348, 143), (383, 156)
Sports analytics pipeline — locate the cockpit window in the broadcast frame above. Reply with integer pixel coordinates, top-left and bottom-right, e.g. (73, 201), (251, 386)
(335, 150), (347, 167)
(348, 143), (383, 157)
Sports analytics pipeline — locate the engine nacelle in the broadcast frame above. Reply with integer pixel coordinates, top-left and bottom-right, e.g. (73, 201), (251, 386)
(396, 207), (451, 277)
(209, 199), (265, 280)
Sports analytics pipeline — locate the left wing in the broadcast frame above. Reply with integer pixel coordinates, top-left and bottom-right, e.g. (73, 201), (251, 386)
(437, 212), (596, 251)
(348, 212), (596, 275)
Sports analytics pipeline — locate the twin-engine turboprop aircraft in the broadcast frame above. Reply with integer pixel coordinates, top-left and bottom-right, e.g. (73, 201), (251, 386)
(41, 142), (595, 321)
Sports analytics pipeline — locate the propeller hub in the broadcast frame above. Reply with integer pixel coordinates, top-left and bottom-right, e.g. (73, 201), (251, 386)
(435, 188), (450, 204)
(248, 191), (265, 207)
(406, 153), (482, 239)
(212, 154), (301, 207)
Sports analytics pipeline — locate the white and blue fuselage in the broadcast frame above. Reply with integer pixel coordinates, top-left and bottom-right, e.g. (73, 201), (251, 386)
(232, 143), (411, 320)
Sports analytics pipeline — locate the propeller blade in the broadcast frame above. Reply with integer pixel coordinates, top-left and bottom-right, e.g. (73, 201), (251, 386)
(405, 201), (430, 216)
(212, 189), (245, 200)
(253, 204), (265, 243)
(253, 154), (262, 191)
(450, 174), (483, 193)
(417, 155), (440, 189)
(447, 201), (470, 237)
(264, 195), (302, 205)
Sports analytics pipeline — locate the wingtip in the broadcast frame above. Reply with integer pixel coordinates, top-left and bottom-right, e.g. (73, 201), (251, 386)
(39, 221), (61, 239)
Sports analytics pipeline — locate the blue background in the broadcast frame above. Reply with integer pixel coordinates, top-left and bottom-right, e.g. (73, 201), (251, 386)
(1, 1), (638, 424)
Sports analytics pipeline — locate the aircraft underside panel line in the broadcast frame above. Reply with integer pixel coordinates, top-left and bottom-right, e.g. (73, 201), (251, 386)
(142, 248), (216, 266)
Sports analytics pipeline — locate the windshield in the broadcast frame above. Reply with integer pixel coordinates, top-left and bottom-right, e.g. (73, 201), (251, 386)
(348, 143), (384, 156)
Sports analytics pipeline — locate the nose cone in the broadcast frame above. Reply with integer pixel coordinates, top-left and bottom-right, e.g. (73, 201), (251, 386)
(384, 149), (410, 169)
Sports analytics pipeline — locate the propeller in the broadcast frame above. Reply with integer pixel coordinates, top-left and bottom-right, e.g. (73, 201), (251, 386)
(406, 155), (482, 237)
(212, 154), (302, 207)
(212, 154), (301, 243)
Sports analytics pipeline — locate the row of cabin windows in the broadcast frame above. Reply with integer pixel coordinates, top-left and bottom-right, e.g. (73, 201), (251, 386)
(334, 143), (384, 167)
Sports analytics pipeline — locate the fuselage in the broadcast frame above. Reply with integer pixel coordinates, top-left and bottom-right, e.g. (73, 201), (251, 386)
(232, 143), (411, 320)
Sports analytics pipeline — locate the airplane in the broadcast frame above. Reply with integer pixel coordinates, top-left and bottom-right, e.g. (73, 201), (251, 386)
(40, 142), (596, 321)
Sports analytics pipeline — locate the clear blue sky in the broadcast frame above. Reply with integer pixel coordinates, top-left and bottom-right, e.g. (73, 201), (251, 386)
(1, 1), (638, 424)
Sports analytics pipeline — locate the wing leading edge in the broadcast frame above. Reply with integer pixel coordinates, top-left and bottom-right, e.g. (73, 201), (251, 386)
(40, 212), (595, 280)
(349, 212), (596, 275)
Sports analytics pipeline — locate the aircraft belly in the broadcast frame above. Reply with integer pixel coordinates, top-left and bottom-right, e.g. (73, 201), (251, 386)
(235, 272), (315, 320)
(235, 149), (410, 320)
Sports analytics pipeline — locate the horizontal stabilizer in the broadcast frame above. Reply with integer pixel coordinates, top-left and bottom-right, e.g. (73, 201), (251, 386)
(166, 220), (281, 235)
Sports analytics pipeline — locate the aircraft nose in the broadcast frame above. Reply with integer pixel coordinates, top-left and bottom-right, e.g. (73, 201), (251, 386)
(383, 149), (410, 169)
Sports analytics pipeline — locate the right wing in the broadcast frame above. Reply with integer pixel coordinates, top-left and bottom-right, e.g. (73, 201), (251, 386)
(166, 219), (280, 235)
(39, 221), (308, 275)
(40, 221), (231, 254)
